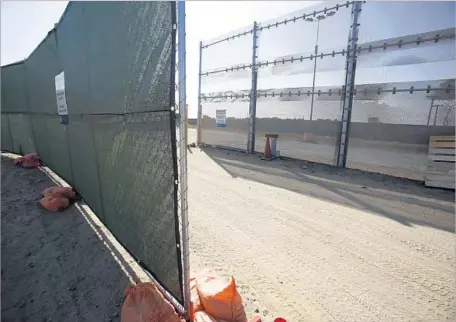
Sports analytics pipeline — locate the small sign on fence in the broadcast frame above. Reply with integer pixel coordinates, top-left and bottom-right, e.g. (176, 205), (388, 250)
(55, 71), (69, 124)
(216, 109), (226, 127)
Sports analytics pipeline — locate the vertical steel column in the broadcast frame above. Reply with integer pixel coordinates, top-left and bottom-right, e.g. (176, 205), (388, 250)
(426, 99), (434, 126)
(247, 21), (259, 154)
(196, 41), (203, 145)
(335, 1), (362, 167)
(433, 105), (439, 126)
(177, 1), (190, 319)
(309, 19), (321, 122)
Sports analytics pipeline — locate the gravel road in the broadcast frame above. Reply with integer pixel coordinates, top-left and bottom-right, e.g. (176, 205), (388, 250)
(187, 144), (455, 322)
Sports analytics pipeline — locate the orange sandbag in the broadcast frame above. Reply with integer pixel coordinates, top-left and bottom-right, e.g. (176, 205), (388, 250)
(194, 312), (262, 322)
(39, 195), (70, 212)
(14, 152), (41, 168)
(121, 283), (185, 322)
(190, 277), (204, 319)
(42, 186), (76, 200)
(194, 311), (227, 322)
(196, 270), (247, 322)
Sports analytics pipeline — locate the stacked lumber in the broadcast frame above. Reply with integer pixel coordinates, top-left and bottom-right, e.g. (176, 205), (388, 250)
(425, 136), (455, 189)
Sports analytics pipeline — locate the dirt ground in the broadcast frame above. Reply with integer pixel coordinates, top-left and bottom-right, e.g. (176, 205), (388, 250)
(1, 155), (152, 322)
(199, 128), (430, 180)
(2, 140), (455, 322)
(187, 145), (455, 322)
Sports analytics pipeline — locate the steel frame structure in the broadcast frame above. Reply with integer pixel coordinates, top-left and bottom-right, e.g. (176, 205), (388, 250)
(196, 1), (455, 167)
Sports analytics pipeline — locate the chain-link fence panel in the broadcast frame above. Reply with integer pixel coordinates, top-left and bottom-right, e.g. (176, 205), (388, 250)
(347, 1), (456, 180)
(66, 117), (104, 220)
(93, 112), (182, 299)
(8, 114), (36, 155)
(83, 2), (174, 114)
(25, 32), (62, 114)
(1, 62), (35, 154)
(55, 2), (104, 221)
(24, 30), (63, 165)
(1, 62), (28, 113)
(70, 1), (182, 302)
(200, 25), (253, 151)
(1, 115), (13, 152)
(30, 115), (51, 170)
(46, 117), (74, 184)
(55, 2), (91, 114)
(254, 1), (353, 165)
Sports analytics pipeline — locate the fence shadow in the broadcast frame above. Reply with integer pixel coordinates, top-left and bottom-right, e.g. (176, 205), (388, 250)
(0, 155), (145, 322)
(199, 146), (455, 234)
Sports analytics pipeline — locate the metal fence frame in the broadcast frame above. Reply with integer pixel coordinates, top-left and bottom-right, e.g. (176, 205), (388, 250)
(196, 1), (455, 173)
(335, 1), (361, 167)
(176, 1), (190, 318)
(196, 1), (362, 165)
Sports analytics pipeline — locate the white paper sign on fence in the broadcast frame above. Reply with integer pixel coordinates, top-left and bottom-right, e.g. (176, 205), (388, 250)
(55, 71), (69, 124)
(216, 109), (227, 127)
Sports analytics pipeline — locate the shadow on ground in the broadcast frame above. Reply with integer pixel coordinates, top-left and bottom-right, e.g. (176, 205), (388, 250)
(1, 156), (141, 322)
(199, 146), (455, 234)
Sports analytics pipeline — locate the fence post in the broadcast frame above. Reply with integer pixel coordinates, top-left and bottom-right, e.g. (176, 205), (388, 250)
(335, 1), (362, 167)
(247, 21), (259, 154)
(196, 41), (203, 146)
(177, 1), (190, 319)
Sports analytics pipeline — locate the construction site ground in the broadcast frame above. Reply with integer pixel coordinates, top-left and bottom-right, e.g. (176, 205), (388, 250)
(2, 129), (455, 321)
(1, 155), (150, 322)
(187, 130), (455, 321)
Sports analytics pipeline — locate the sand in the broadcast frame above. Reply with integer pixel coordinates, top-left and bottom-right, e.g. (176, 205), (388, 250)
(187, 145), (455, 322)
(1, 155), (153, 322)
(2, 138), (455, 322)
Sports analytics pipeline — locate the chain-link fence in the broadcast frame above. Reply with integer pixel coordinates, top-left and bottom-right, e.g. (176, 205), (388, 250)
(346, 1), (455, 180)
(198, 24), (255, 151)
(1, 1), (189, 312)
(196, 0), (455, 180)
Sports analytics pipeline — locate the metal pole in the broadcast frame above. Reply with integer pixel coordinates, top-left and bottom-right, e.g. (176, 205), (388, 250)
(196, 41), (203, 146)
(177, 1), (190, 319)
(309, 19), (320, 122)
(335, 1), (362, 167)
(247, 21), (259, 153)
(433, 104), (439, 126)
(442, 103), (453, 126)
(426, 98), (434, 126)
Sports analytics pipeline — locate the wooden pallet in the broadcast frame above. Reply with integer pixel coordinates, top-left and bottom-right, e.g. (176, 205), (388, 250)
(425, 136), (455, 189)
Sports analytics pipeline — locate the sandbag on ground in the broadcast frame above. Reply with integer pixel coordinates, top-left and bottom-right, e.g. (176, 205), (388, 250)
(194, 312), (262, 322)
(121, 282), (184, 322)
(42, 187), (76, 199)
(191, 269), (261, 322)
(39, 186), (79, 212)
(190, 276), (203, 318)
(194, 311), (226, 322)
(39, 195), (70, 212)
(195, 269), (246, 322)
(13, 152), (41, 168)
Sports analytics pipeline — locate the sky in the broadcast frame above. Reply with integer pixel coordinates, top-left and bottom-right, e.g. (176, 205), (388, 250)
(1, 1), (454, 121)
(1, 1), (317, 118)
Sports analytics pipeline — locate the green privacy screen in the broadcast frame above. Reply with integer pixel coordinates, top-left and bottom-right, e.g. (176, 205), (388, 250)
(0, 1), (183, 302)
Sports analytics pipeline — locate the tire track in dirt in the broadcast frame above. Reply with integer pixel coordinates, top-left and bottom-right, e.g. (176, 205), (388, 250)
(188, 149), (455, 322)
